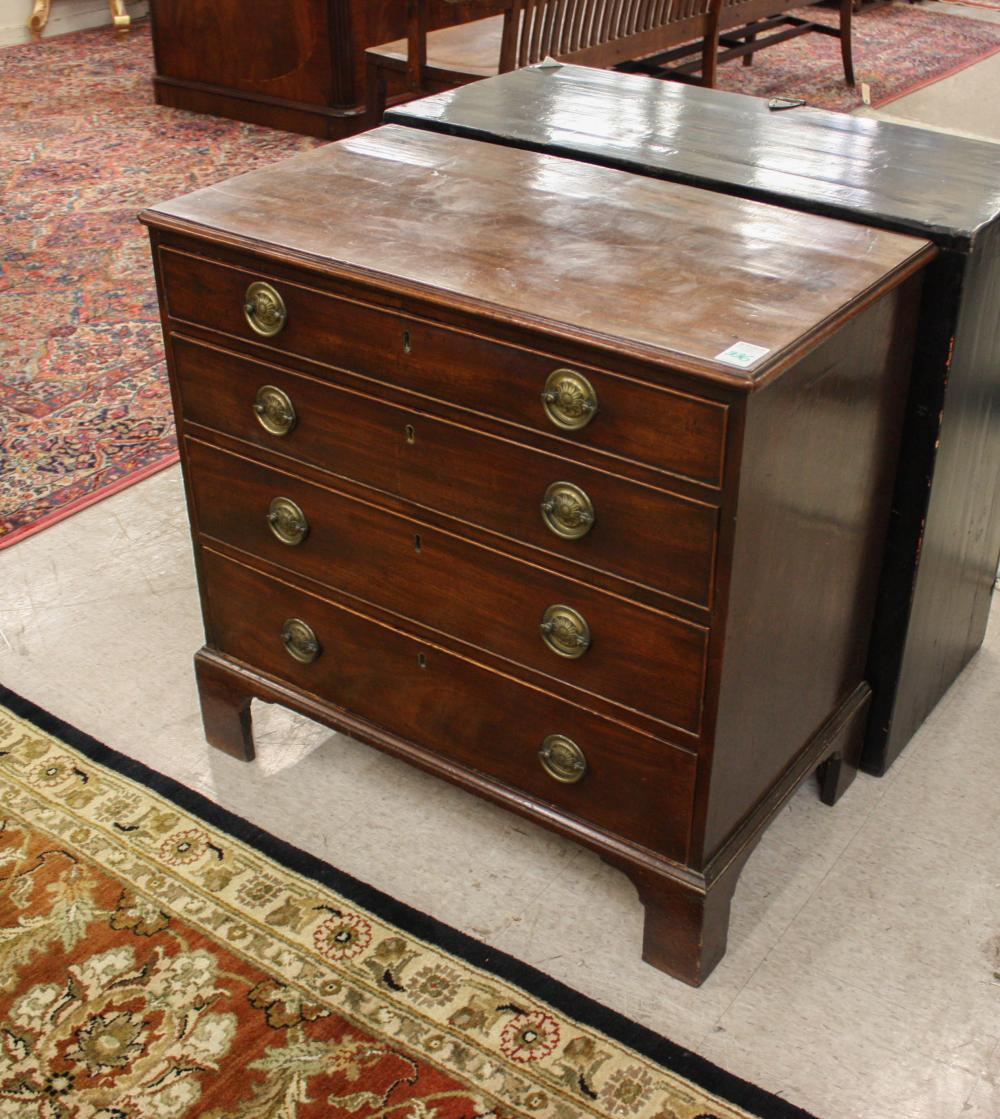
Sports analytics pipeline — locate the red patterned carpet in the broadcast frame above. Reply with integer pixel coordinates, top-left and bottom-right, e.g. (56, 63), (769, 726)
(715, 3), (1000, 111)
(0, 21), (320, 549)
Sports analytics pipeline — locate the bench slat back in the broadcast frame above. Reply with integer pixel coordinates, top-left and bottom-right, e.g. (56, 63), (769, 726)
(502, 0), (718, 69)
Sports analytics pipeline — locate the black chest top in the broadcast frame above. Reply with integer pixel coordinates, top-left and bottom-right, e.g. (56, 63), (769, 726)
(387, 63), (1000, 252)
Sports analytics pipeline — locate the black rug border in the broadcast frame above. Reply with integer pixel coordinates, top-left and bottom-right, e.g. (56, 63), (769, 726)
(0, 682), (820, 1119)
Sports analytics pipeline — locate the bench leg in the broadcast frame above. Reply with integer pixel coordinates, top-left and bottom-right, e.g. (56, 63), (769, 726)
(743, 28), (756, 67)
(700, 8), (722, 88)
(840, 0), (856, 85)
(366, 59), (389, 129)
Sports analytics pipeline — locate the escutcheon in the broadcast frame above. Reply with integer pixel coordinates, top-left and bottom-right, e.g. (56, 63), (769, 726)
(253, 385), (297, 437)
(244, 281), (287, 337)
(541, 368), (598, 430)
(539, 604), (591, 658)
(280, 618), (321, 664)
(538, 734), (588, 784)
(540, 481), (595, 540)
(267, 496), (309, 546)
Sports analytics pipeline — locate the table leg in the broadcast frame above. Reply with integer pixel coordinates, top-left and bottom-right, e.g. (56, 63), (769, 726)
(110, 0), (130, 31)
(28, 0), (51, 34)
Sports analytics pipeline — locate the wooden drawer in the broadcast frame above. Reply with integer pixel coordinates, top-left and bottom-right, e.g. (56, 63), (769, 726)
(200, 548), (696, 858)
(159, 247), (728, 488)
(172, 336), (719, 608)
(187, 439), (709, 735)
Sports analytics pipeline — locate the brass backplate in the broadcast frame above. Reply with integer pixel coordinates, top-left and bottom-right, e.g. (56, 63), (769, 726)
(542, 368), (598, 431)
(540, 481), (595, 540)
(253, 385), (297, 437)
(540, 604), (591, 659)
(538, 734), (588, 784)
(244, 281), (287, 338)
(267, 496), (309, 547)
(280, 618), (320, 664)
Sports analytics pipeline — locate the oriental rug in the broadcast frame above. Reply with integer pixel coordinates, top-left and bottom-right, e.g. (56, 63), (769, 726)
(0, 21), (319, 550)
(714, 4), (1000, 112)
(0, 684), (819, 1119)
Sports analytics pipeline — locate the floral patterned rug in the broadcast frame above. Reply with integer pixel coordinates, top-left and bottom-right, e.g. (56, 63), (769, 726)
(714, 3), (1000, 112)
(0, 20), (319, 550)
(0, 685), (819, 1119)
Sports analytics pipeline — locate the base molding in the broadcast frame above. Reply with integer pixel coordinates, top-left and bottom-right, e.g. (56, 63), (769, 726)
(194, 648), (867, 985)
(153, 77), (367, 140)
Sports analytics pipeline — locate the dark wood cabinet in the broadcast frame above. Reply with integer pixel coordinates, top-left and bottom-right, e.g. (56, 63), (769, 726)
(388, 66), (1000, 775)
(148, 0), (408, 137)
(142, 126), (933, 984)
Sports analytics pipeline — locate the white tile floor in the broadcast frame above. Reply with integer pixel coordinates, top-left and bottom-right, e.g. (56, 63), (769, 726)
(3, 14), (1000, 1119)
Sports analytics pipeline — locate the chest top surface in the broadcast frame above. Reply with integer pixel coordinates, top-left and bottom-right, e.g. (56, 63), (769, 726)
(142, 125), (931, 386)
(387, 65), (1000, 252)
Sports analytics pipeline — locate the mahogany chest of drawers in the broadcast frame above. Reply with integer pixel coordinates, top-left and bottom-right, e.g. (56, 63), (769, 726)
(142, 126), (934, 984)
(389, 66), (1000, 775)
(148, 0), (408, 137)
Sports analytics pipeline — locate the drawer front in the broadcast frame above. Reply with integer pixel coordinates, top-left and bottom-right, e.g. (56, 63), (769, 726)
(173, 336), (719, 608)
(159, 247), (727, 487)
(187, 439), (708, 735)
(200, 548), (696, 858)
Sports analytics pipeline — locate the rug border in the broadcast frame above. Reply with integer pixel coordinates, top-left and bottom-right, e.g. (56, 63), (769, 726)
(0, 681), (822, 1119)
(0, 452), (180, 553)
(871, 37), (1000, 109)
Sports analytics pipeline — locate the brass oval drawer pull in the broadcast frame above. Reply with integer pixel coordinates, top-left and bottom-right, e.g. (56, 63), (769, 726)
(253, 385), (297, 437)
(539, 604), (591, 658)
(538, 734), (588, 784)
(267, 496), (309, 547)
(244, 281), (287, 338)
(541, 368), (598, 431)
(540, 481), (595, 540)
(280, 618), (321, 664)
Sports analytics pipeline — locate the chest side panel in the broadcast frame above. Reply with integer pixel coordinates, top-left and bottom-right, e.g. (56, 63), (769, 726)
(703, 277), (924, 861)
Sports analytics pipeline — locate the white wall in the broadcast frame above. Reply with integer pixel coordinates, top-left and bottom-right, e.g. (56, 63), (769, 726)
(0, 0), (148, 47)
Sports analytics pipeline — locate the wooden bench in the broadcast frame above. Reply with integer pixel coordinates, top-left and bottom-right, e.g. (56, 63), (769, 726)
(366, 0), (854, 123)
(627, 0), (855, 86)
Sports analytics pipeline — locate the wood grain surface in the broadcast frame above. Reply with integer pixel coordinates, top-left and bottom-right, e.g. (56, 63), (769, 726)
(387, 64), (1000, 249)
(148, 0), (410, 134)
(199, 547), (698, 859)
(158, 245), (730, 488)
(169, 335), (720, 609)
(142, 126), (932, 385)
(185, 438), (710, 736)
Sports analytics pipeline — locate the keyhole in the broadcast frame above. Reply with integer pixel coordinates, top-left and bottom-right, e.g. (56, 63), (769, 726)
(414, 533), (422, 553)
(402, 330), (411, 354)
(405, 424), (416, 444)
(417, 652), (428, 669)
